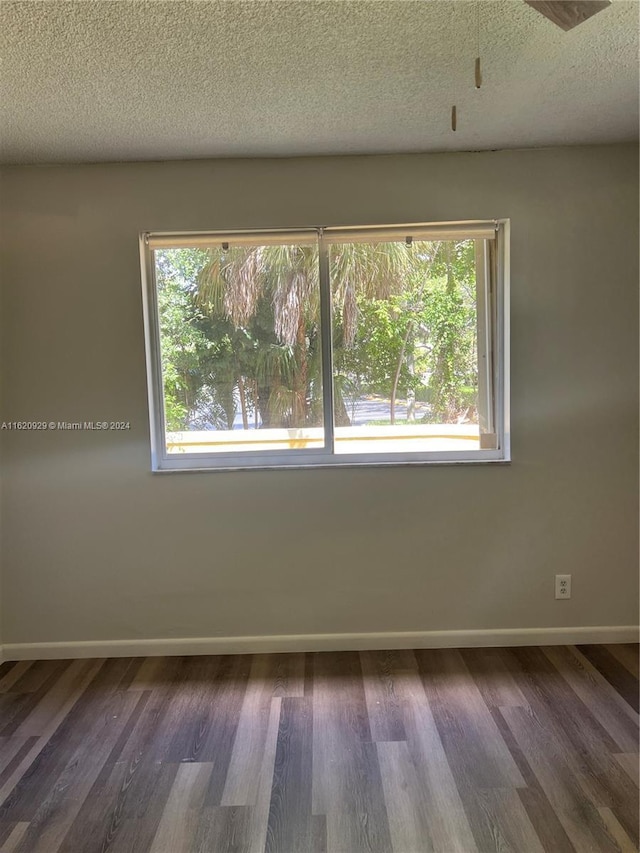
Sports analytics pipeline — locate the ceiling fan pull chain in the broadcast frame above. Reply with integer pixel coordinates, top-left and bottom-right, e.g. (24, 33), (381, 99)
(475, 1), (482, 89)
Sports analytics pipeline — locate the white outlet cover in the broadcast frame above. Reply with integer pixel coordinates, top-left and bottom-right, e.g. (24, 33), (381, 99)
(555, 574), (572, 599)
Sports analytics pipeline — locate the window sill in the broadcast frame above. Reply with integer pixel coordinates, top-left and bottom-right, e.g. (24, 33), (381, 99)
(151, 455), (511, 473)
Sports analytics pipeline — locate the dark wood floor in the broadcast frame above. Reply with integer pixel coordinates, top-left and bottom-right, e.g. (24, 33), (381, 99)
(0, 644), (637, 853)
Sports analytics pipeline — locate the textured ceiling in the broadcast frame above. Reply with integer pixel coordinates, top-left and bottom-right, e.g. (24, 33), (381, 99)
(0, 0), (638, 164)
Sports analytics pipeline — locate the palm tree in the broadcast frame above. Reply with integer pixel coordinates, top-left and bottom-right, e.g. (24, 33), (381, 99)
(196, 240), (416, 429)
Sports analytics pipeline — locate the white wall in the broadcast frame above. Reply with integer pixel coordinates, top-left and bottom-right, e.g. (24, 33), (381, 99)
(0, 145), (637, 649)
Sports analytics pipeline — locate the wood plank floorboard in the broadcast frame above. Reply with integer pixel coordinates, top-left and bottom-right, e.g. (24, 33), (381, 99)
(0, 644), (636, 853)
(577, 646), (640, 713)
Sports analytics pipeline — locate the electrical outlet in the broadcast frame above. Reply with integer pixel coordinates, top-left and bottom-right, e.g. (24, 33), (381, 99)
(555, 574), (571, 599)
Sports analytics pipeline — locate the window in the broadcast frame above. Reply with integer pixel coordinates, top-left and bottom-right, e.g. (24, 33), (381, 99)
(141, 221), (509, 471)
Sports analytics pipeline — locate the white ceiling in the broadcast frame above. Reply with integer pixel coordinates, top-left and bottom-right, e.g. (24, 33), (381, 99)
(1, 0), (638, 165)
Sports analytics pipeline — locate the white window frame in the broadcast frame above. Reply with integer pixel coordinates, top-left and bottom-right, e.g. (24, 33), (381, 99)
(140, 220), (510, 472)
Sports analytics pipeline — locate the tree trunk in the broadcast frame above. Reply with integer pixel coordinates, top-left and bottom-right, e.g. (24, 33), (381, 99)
(406, 346), (416, 422)
(257, 384), (272, 427)
(254, 380), (259, 428)
(334, 393), (351, 427)
(406, 388), (416, 422)
(221, 382), (236, 430)
(431, 244), (456, 422)
(237, 374), (249, 429)
(390, 323), (412, 425)
(292, 317), (308, 427)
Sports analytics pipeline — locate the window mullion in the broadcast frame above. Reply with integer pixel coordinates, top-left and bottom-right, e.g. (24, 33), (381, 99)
(318, 231), (335, 455)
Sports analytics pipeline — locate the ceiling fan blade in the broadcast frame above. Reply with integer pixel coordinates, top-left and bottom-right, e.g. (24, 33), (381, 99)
(524, 1), (611, 31)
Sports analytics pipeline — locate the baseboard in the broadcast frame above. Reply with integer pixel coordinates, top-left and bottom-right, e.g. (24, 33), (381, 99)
(1, 625), (638, 661)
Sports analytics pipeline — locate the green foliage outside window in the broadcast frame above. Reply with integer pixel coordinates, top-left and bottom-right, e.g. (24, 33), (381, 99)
(155, 240), (478, 431)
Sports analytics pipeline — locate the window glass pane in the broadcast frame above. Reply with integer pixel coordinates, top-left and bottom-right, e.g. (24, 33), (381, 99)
(154, 243), (323, 455)
(329, 239), (481, 454)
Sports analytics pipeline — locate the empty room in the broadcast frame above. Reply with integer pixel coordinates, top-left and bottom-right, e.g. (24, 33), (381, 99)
(0, 1), (638, 851)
